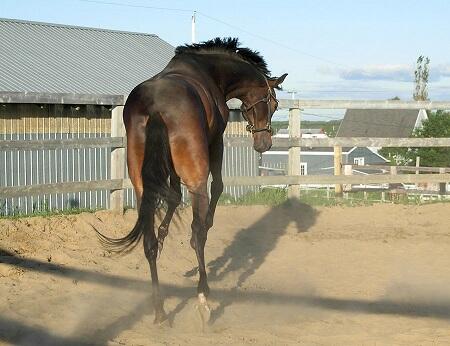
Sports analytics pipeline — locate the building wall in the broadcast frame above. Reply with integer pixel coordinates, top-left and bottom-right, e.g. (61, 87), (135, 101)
(262, 152), (347, 176)
(0, 104), (112, 215)
(347, 147), (387, 165)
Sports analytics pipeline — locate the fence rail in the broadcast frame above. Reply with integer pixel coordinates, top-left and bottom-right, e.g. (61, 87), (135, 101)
(0, 137), (124, 150)
(228, 99), (450, 110)
(225, 137), (450, 148)
(354, 164), (450, 173)
(124, 174), (450, 188)
(0, 180), (122, 199)
(2, 136), (449, 151)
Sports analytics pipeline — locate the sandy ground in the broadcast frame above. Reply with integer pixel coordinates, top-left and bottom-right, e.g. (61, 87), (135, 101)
(1, 202), (450, 345)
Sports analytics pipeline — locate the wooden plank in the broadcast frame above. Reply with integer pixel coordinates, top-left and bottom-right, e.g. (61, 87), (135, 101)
(354, 165), (450, 173)
(343, 164), (353, 192)
(6, 173), (446, 199)
(334, 145), (343, 196)
(0, 92), (126, 105)
(224, 137), (450, 148)
(288, 108), (301, 198)
(439, 168), (447, 194)
(0, 180), (123, 198)
(278, 99), (450, 110)
(110, 106), (126, 213)
(0, 137), (125, 150)
(219, 174), (450, 186)
(227, 99), (450, 110)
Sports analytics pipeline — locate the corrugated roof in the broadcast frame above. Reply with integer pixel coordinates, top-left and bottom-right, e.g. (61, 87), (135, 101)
(336, 109), (420, 137)
(0, 18), (175, 95)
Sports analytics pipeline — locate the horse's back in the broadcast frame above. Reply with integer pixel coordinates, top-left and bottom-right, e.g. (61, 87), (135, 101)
(124, 74), (215, 136)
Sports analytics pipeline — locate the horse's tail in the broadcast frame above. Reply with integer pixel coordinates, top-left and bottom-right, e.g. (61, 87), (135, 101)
(96, 113), (174, 254)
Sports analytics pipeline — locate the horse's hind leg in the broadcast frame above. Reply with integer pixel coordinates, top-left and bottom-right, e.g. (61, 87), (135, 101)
(206, 138), (224, 230)
(188, 182), (211, 325)
(124, 113), (147, 210)
(157, 174), (181, 256)
(170, 135), (211, 325)
(143, 211), (167, 324)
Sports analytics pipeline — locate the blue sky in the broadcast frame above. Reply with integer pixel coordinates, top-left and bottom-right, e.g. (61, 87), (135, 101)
(2, 0), (450, 112)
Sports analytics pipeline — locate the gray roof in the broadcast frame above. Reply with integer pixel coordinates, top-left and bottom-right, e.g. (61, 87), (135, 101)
(336, 109), (421, 137)
(277, 128), (324, 135)
(0, 18), (175, 95)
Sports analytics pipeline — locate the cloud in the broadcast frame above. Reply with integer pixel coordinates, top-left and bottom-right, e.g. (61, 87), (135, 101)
(318, 64), (450, 82)
(436, 64), (450, 78)
(340, 65), (413, 82)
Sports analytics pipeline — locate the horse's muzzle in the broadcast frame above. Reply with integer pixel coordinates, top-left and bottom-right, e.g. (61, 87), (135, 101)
(253, 132), (272, 153)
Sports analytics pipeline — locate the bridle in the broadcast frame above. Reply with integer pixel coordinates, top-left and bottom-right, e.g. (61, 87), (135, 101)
(240, 78), (278, 135)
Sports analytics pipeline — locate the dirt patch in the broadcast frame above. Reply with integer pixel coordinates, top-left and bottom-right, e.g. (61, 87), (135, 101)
(1, 202), (450, 345)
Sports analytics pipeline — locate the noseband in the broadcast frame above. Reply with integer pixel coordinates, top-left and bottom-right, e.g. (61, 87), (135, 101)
(241, 79), (278, 135)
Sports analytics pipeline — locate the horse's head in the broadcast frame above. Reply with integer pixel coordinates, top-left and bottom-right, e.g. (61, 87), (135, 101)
(240, 73), (287, 153)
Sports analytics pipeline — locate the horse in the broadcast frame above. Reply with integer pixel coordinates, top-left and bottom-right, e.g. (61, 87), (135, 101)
(97, 37), (287, 325)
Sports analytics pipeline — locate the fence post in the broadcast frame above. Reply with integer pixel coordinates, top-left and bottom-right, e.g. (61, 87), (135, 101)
(288, 107), (301, 199)
(110, 106), (126, 213)
(334, 145), (343, 197)
(389, 166), (397, 190)
(415, 156), (420, 189)
(343, 164), (352, 192)
(439, 167), (447, 195)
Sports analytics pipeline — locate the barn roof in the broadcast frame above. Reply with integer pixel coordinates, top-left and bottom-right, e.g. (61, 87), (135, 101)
(0, 18), (174, 98)
(336, 109), (422, 137)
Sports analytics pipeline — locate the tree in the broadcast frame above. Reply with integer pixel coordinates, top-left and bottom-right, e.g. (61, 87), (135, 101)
(413, 55), (430, 101)
(406, 110), (450, 167)
(379, 111), (450, 167)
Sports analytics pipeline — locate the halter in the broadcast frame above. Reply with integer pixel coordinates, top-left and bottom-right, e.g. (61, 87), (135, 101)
(240, 78), (278, 135)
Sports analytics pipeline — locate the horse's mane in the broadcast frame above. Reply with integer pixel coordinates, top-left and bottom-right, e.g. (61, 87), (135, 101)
(175, 37), (270, 76)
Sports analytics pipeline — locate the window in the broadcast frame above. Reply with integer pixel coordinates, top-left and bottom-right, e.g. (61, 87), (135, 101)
(353, 157), (365, 166)
(300, 162), (307, 175)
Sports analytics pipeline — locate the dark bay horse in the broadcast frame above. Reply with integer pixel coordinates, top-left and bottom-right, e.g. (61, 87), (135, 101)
(98, 38), (287, 324)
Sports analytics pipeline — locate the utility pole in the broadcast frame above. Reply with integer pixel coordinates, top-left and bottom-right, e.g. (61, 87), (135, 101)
(286, 90), (297, 100)
(191, 11), (196, 44)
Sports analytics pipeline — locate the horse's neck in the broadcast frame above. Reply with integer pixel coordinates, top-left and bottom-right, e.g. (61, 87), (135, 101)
(166, 54), (260, 100)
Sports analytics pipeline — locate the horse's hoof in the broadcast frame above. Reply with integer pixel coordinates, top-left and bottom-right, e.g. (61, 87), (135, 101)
(153, 312), (168, 326)
(194, 293), (211, 332)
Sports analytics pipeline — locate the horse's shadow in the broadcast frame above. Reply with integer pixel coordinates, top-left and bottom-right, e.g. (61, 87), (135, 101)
(184, 198), (318, 323)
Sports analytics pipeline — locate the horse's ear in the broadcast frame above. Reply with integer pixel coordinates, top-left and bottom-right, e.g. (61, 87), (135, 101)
(268, 73), (288, 89)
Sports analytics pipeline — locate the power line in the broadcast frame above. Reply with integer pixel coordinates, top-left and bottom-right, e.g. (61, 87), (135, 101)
(76, 0), (347, 68)
(301, 112), (342, 120)
(298, 90), (409, 93)
(196, 11), (347, 68)
(78, 0), (192, 13)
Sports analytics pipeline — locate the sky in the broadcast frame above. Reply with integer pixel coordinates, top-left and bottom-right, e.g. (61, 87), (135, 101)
(1, 0), (450, 119)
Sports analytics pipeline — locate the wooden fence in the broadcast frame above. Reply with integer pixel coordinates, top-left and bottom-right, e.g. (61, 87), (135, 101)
(1, 98), (450, 212)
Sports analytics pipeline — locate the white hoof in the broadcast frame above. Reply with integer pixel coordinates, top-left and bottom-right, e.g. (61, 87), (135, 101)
(195, 293), (211, 331)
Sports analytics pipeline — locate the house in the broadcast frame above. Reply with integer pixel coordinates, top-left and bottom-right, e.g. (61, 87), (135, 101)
(261, 109), (427, 177)
(261, 128), (345, 176)
(336, 108), (428, 167)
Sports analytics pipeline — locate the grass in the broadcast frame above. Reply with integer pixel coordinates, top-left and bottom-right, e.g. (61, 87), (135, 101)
(0, 205), (100, 219)
(219, 187), (450, 208)
(2, 188), (448, 219)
